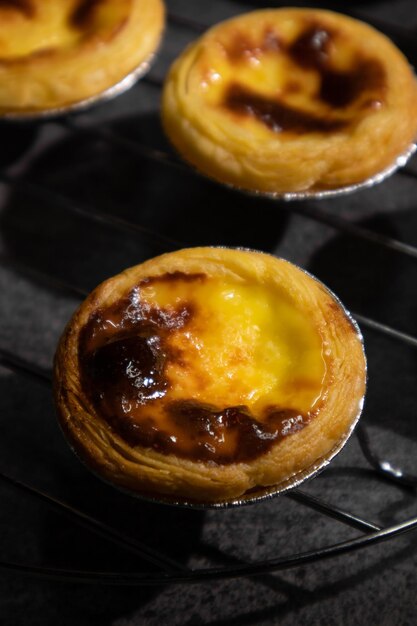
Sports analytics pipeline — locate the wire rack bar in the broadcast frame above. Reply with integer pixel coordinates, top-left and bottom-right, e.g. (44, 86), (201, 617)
(0, 471), (187, 573)
(6, 138), (417, 269)
(354, 314), (417, 350)
(0, 347), (51, 384)
(0, 253), (88, 300)
(57, 121), (417, 263)
(1, 512), (417, 585)
(356, 424), (417, 488)
(0, 173), (181, 251)
(287, 203), (417, 261)
(64, 118), (187, 176)
(287, 490), (381, 533)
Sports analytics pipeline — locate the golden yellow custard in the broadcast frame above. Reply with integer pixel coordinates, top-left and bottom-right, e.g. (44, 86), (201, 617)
(54, 248), (366, 503)
(0, 0), (165, 115)
(162, 8), (417, 194)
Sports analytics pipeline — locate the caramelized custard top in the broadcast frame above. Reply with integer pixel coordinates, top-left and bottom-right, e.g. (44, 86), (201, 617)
(0, 0), (131, 61)
(194, 18), (387, 136)
(287, 24), (386, 109)
(70, 0), (103, 29)
(79, 271), (327, 464)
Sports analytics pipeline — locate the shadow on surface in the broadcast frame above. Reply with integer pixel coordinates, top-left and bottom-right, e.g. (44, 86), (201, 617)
(0, 112), (289, 292)
(0, 370), (205, 625)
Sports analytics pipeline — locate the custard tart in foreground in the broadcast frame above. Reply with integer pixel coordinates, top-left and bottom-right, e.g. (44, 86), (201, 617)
(54, 248), (366, 504)
(0, 0), (164, 116)
(162, 8), (417, 194)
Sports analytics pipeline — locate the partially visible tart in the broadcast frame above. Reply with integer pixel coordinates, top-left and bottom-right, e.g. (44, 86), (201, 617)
(162, 8), (417, 194)
(0, 0), (165, 115)
(54, 248), (366, 504)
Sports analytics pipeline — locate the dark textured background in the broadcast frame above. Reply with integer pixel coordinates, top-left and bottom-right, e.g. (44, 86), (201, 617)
(1, 1), (417, 624)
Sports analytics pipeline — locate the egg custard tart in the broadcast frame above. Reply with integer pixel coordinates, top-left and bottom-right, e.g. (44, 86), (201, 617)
(54, 248), (366, 504)
(0, 0), (165, 116)
(162, 8), (417, 195)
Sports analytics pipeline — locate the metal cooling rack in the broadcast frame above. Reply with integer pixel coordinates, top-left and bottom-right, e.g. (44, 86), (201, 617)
(1, 0), (417, 587)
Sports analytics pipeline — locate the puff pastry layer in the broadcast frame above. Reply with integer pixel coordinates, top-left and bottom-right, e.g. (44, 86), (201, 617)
(54, 248), (366, 503)
(162, 8), (417, 194)
(0, 0), (164, 115)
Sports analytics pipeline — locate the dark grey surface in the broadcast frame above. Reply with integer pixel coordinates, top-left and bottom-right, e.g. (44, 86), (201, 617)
(1, 1), (417, 624)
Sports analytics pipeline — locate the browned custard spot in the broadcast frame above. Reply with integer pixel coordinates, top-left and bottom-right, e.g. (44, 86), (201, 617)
(0, 0), (34, 18)
(288, 24), (386, 108)
(288, 23), (334, 71)
(167, 400), (310, 463)
(319, 59), (385, 108)
(78, 272), (319, 464)
(70, 0), (104, 29)
(224, 83), (348, 134)
(285, 80), (302, 95)
(221, 21), (386, 133)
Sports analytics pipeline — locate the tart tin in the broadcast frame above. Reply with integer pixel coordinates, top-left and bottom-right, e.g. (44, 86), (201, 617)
(56, 255), (367, 509)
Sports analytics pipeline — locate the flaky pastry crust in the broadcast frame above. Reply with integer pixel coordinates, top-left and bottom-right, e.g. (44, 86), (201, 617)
(162, 8), (417, 194)
(54, 248), (366, 504)
(0, 0), (165, 115)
